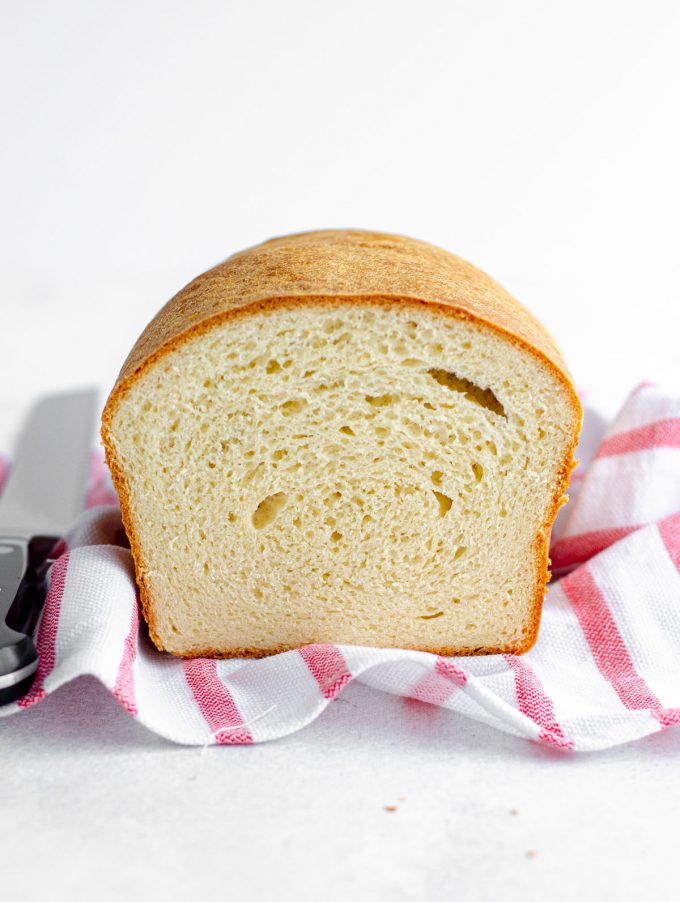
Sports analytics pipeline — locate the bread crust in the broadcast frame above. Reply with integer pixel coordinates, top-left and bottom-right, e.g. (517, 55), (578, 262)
(101, 230), (582, 658)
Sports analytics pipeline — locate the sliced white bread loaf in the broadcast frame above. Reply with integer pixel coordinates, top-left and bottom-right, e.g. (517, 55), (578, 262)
(102, 230), (581, 657)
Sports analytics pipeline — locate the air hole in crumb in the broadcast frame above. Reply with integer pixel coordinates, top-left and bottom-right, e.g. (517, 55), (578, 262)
(227, 513), (236, 523)
(418, 611), (445, 620)
(433, 491), (453, 517)
(339, 425), (355, 436)
(330, 531), (343, 542)
(365, 394), (396, 407)
(266, 360), (282, 374)
(454, 546), (467, 560)
(427, 369), (505, 417)
(243, 462), (264, 484)
(471, 462), (484, 482)
(280, 399), (308, 416)
(252, 492), (288, 529)
(401, 358), (424, 368)
(322, 318), (342, 333)
(431, 470), (443, 487)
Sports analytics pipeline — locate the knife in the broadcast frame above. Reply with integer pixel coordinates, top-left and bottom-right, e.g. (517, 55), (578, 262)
(0, 390), (97, 705)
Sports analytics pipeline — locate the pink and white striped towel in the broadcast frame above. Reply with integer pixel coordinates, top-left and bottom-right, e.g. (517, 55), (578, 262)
(1, 378), (679, 751)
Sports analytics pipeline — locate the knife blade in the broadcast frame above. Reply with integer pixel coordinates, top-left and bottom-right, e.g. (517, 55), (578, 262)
(0, 390), (97, 705)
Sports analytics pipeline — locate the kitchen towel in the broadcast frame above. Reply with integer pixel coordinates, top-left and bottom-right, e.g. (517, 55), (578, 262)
(1, 379), (679, 751)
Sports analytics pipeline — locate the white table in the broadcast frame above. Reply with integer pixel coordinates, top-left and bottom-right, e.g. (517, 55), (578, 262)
(2, 2), (680, 898)
(3, 676), (680, 901)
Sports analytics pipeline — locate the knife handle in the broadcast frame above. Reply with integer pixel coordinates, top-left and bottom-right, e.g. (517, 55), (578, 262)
(0, 537), (57, 705)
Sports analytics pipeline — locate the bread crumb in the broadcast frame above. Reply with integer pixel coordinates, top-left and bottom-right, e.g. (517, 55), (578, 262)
(384, 806), (398, 813)
(509, 808), (519, 816)
(525, 850), (537, 859)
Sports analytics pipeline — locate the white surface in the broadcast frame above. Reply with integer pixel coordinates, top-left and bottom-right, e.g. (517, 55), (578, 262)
(3, 677), (680, 901)
(1, 1), (679, 899)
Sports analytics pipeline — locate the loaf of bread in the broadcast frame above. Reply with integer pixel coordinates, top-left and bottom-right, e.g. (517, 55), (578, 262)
(102, 230), (581, 658)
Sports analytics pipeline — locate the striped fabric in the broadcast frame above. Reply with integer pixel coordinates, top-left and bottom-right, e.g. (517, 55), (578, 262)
(1, 379), (679, 751)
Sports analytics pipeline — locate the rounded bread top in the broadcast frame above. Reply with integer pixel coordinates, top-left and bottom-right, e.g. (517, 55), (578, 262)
(112, 229), (574, 394)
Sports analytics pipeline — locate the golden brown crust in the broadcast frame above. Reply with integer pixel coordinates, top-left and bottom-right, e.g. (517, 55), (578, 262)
(101, 230), (582, 658)
(115, 229), (572, 384)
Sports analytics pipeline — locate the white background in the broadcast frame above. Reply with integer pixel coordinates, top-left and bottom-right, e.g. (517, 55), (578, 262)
(1, 2), (679, 900)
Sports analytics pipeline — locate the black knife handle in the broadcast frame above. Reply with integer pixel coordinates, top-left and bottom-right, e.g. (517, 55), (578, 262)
(0, 536), (57, 705)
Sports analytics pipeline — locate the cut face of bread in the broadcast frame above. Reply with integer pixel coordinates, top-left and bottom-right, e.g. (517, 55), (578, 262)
(105, 299), (579, 657)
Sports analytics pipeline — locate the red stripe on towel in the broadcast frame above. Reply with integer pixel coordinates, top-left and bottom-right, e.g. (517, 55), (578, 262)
(561, 564), (676, 729)
(410, 657), (467, 706)
(183, 659), (253, 744)
(112, 597), (139, 715)
(596, 418), (680, 459)
(631, 381), (657, 395)
(49, 538), (69, 559)
(435, 656), (467, 687)
(550, 525), (639, 569)
(299, 644), (352, 699)
(658, 512), (680, 573)
(655, 708), (680, 728)
(504, 655), (573, 749)
(17, 552), (69, 708)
